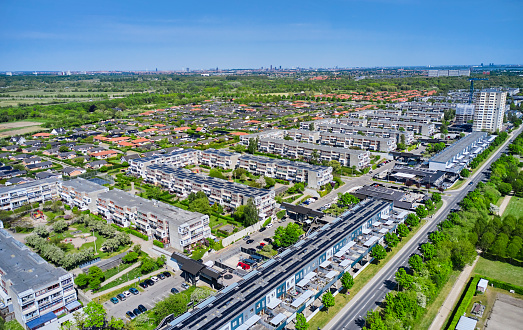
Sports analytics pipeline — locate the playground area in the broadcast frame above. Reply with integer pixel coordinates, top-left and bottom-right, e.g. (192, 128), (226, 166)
(61, 231), (97, 249)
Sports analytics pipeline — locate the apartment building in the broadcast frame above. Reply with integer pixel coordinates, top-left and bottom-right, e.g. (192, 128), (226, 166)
(337, 117), (368, 127)
(365, 113), (433, 124)
(455, 104), (475, 124)
(473, 89), (507, 132)
(429, 131), (490, 172)
(258, 138), (370, 168)
(284, 129), (320, 144)
(299, 118), (337, 130)
(144, 165), (275, 221)
(59, 178), (109, 212)
(238, 154), (333, 189)
(0, 178), (60, 211)
(318, 132), (396, 152)
(239, 130), (285, 146)
(368, 119), (435, 136)
(96, 189), (210, 249)
(128, 148), (200, 177)
(0, 229), (77, 327)
(200, 149), (241, 170)
(403, 110), (445, 121)
(317, 125), (414, 145)
(395, 102), (456, 112)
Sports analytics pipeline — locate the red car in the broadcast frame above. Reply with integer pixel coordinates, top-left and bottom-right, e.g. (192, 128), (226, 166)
(260, 242), (266, 246)
(237, 262), (250, 270)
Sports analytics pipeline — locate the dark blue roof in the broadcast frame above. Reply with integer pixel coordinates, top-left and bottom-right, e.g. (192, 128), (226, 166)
(26, 312), (57, 329)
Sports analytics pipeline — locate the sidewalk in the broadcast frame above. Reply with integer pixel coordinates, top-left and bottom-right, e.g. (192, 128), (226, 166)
(498, 194), (512, 216)
(99, 262), (141, 287)
(428, 255), (480, 330)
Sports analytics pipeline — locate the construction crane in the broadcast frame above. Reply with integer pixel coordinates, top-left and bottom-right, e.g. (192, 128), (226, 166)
(468, 78), (488, 104)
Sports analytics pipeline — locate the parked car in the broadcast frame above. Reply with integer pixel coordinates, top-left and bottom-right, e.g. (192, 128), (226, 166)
(151, 276), (159, 282)
(139, 282), (148, 289)
(123, 291), (131, 297)
(259, 242), (266, 246)
(181, 283), (190, 290)
(138, 305), (147, 313)
(129, 288), (139, 295)
(133, 308), (142, 315)
(243, 235), (251, 241)
(145, 279), (155, 286)
(243, 259), (257, 266)
(250, 255), (263, 261)
(246, 239), (254, 244)
(263, 238), (272, 243)
(163, 271), (172, 278)
(237, 262), (250, 270)
(256, 245), (263, 250)
(259, 227), (266, 232)
(158, 273), (165, 280)
(110, 297), (119, 304)
(126, 311), (135, 320)
(171, 288), (179, 294)
(266, 223), (273, 228)
(117, 294), (126, 301)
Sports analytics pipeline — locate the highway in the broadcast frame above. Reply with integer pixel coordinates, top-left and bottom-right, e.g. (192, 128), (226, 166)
(326, 127), (521, 330)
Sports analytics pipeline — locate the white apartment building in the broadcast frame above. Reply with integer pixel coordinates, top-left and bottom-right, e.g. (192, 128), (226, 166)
(368, 119), (435, 136)
(238, 154), (333, 189)
(319, 132), (397, 152)
(144, 165), (276, 221)
(96, 189), (210, 250)
(239, 130), (285, 146)
(456, 104), (475, 124)
(473, 89), (507, 132)
(0, 178), (60, 211)
(200, 149), (241, 170)
(0, 229), (77, 327)
(285, 129), (320, 144)
(299, 118), (337, 130)
(59, 178), (109, 212)
(128, 148), (200, 177)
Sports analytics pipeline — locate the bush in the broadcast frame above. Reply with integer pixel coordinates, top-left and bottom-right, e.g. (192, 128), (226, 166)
(153, 240), (164, 248)
(111, 224), (149, 241)
(276, 210), (286, 219)
(448, 276), (480, 329)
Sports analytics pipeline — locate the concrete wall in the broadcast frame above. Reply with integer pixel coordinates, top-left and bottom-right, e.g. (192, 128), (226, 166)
(221, 221), (264, 247)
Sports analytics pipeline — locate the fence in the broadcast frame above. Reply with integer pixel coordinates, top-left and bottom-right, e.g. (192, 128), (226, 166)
(221, 221), (263, 247)
(240, 247), (269, 260)
(79, 257), (101, 269)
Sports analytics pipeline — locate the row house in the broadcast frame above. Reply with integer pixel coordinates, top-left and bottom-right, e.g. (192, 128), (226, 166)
(129, 148), (200, 178)
(285, 129), (320, 144)
(96, 189), (210, 250)
(200, 149), (241, 170)
(59, 178), (109, 213)
(403, 110), (445, 121)
(395, 102), (455, 112)
(337, 117), (368, 127)
(0, 178), (59, 211)
(258, 138), (370, 169)
(239, 130), (285, 145)
(144, 165), (275, 221)
(299, 118), (336, 130)
(374, 109), (402, 116)
(320, 126), (415, 145)
(238, 154), (333, 189)
(0, 230), (77, 327)
(368, 119), (435, 136)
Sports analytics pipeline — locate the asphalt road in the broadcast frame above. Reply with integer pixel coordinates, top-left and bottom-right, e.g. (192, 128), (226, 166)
(327, 127), (521, 330)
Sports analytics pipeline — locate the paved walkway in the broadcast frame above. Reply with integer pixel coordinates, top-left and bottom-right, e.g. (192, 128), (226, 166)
(428, 255), (480, 330)
(498, 194), (512, 216)
(99, 262), (141, 287)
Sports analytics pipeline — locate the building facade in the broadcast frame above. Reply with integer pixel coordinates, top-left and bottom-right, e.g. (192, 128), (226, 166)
(0, 229), (77, 326)
(0, 178), (60, 211)
(456, 104), (475, 124)
(473, 90), (507, 132)
(200, 149), (241, 170)
(128, 148), (200, 177)
(59, 178), (109, 212)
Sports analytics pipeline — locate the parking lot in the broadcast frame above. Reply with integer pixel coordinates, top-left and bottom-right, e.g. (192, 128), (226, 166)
(104, 270), (187, 320)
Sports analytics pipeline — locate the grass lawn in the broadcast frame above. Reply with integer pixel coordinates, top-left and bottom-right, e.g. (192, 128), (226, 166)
(4, 320), (24, 330)
(502, 196), (523, 219)
(191, 246), (209, 260)
(103, 261), (136, 280)
(98, 266), (152, 292)
(473, 256), (523, 287)
(96, 281), (144, 303)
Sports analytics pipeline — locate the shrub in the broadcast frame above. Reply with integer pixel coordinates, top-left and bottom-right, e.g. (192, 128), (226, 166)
(276, 210), (286, 219)
(153, 240), (164, 248)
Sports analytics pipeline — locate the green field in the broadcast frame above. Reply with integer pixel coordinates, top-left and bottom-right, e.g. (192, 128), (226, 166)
(502, 196), (523, 220)
(473, 257), (523, 287)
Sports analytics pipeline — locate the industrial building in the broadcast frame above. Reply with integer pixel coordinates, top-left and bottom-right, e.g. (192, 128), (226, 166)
(0, 229), (77, 327)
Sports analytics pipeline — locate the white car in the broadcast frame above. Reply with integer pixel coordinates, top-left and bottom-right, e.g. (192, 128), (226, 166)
(151, 276), (159, 282)
(266, 223), (273, 228)
(123, 291), (131, 297)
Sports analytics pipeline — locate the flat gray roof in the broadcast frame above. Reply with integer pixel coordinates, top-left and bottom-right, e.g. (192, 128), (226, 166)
(0, 177), (59, 195)
(0, 229), (69, 296)
(430, 131), (487, 163)
(61, 178), (109, 193)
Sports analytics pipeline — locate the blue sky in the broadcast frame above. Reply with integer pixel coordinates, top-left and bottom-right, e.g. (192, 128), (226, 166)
(1, 0), (522, 71)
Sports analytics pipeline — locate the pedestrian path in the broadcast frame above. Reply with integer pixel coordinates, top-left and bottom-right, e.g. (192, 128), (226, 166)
(428, 255), (480, 330)
(498, 194), (512, 216)
(99, 262), (141, 287)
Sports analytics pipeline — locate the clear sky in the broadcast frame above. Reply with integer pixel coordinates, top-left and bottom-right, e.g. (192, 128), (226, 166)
(1, 0), (522, 71)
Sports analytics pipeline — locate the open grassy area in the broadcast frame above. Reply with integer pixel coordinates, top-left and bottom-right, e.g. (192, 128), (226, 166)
(502, 196), (523, 219)
(473, 256), (523, 287)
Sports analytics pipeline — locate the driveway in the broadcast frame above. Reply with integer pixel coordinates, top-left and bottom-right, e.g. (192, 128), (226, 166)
(104, 271), (187, 320)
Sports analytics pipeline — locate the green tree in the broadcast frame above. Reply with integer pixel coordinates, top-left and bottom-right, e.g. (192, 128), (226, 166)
(371, 245), (387, 263)
(421, 243), (436, 260)
(248, 138), (257, 154)
(107, 317), (125, 330)
(431, 192), (442, 203)
(385, 232), (399, 248)
(264, 176), (276, 188)
(460, 168), (470, 178)
(189, 198), (211, 215)
(479, 231), (496, 251)
(52, 220), (68, 233)
(243, 198), (259, 226)
(451, 240), (476, 270)
(408, 254), (424, 273)
(295, 313), (309, 330)
(87, 266), (104, 284)
(338, 192), (360, 206)
(415, 205), (428, 218)
(140, 258), (156, 274)
(83, 302), (106, 328)
(497, 182), (512, 196)
(397, 223), (409, 238)
(122, 251), (139, 263)
(322, 291), (335, 313)
(405, 213), (420, 227)
(74, 273), (89, 288)
(395, 268), (413, 291)
(341, 272), (354, 291)
(152, 292), (189, 322)
(273, 222), (304, 248)
(59, 146), (69, 152)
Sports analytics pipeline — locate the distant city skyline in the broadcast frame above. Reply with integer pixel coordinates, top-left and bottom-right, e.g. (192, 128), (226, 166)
(1, 0), (522, 71)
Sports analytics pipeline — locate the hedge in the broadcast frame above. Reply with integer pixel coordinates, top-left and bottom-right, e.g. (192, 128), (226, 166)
(448, 275), (480, 329)
(153, 240), (164, 248)
(276, 210), (286, 219)
(478, 275), (523, 295)
(110, 224), (149, 241)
